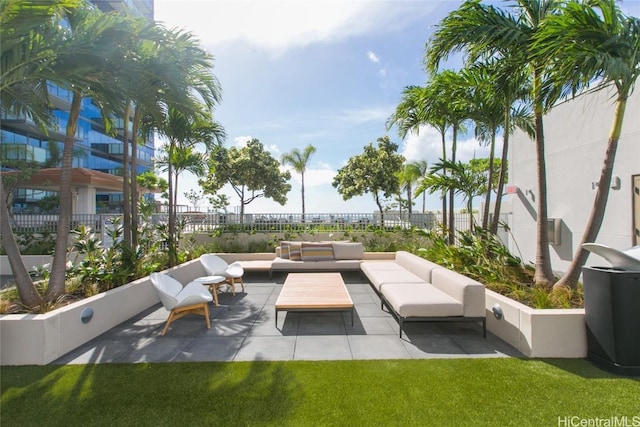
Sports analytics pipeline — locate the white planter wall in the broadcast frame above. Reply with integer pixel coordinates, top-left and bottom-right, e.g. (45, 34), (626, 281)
(485, 289), (587, 358)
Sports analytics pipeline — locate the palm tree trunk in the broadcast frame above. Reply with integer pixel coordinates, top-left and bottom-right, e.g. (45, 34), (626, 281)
(46, 88), (82, 302)
(533, 109), (555, 287)
(555, 98), (627, 289)
(121, 102), (132, 248)
(167, 141), (177, 266)
(0, 178), (41, 308)
(441, 132), (447, 230)
(131, 106), (142, 248)
(301, 172), (306, 222)
(482, 129), (496, 229)
(448, 126), (457, 244)
(491, 107), (511, 235)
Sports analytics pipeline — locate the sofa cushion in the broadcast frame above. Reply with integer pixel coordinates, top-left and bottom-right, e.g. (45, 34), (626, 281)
(289, 242), (302, 261)
(332, 242), (364, 260)
(381, 283), (464, 318)
(394, 251), (442, 283)
(280, 241), (291, 259)
(271, 259), (361, 271)
(431, 268), (486, 318)
(301, 242), (334, 261)
(364, 268), (425, 292)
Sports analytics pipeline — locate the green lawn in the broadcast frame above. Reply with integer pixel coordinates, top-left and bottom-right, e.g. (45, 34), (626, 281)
(2, 358), (638, 426)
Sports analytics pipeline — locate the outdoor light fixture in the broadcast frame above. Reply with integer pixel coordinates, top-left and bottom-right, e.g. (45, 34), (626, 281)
(492, 304), (503, 320)
(80, 307), (94, 324)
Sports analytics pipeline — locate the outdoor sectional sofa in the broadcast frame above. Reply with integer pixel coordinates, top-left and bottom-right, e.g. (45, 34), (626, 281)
(269, 243), (486, 337)
(361, 251), (486, 338)
(271, 241), (365, 278)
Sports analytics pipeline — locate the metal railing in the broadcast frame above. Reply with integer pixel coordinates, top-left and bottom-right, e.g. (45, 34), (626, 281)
(6, 211), (509, 238)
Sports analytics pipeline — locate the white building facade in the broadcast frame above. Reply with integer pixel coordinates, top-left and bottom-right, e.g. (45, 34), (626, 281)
(505, 86), (640, 273)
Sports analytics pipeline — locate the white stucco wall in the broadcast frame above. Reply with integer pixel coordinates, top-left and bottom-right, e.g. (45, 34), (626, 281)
(506, 87), (639, 274)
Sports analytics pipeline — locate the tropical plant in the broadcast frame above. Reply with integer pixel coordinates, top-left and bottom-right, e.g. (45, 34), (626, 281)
(281, 144), (317, 221)
(0, 0), (82, 309)
(157, 107), (224, 266)
(534, 0), (640, 289)
(426, 0), (564, 287)
(387, 71), (469, 243)
(396, 162), (423, 215)
(420, 159), (485, 231)
(332, 136), (405, 224)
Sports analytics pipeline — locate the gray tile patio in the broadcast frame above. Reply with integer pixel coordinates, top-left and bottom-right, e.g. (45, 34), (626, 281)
(52, 272), (522, 364)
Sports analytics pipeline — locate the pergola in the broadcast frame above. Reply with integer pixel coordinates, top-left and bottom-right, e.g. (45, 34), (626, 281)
(2, 168), (124, 214)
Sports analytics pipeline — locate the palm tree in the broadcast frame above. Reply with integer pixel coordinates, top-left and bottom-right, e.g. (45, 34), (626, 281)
(420, 159), (485, 231)
(151, 27), (225, 266)
(426, 0), (562, 287)
(408, 160), (429, 213)
(0, 0), (85, 308)
(388, 71), (470, 243)
(281, 145), (316, 221)
(44, 5), (137, 302)
(459, 64), (504, 230)
(157, 107), (224, 266)
(534, 1), (640, 289)
(397, 162), (425, 215)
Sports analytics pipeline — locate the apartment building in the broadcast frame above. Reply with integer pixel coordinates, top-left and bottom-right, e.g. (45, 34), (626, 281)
(1, 0), (155, 214)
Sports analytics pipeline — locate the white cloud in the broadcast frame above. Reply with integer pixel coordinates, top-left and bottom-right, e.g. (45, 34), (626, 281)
(154, 1), (447, 54)
(336, 105), (394, 125)
(284, 163), (336, 187)
(367, 51), (380, 63)
(267, 144), (281, 155)
(234, 135), (252, 147)
(401, 125), (496, 165)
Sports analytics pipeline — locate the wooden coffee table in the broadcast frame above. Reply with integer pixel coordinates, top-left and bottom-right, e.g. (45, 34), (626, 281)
(275, 273), (354, 326)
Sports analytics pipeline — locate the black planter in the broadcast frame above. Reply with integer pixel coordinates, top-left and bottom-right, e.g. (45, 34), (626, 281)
(582, 266), (640, 376)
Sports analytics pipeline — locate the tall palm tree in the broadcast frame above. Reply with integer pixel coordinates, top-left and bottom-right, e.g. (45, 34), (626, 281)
(387, 82), (452, 237)
(151, 27), (225, 266)
(0, 0), (85, 308)
(534, 1), (640, 288)
(44, 5), (136, 302)
(397, 162), (425, 215)
(459, 64), (504, 230)
(421, 159), (485, 231)
(407, 160), (429, 213)
(281, 145), (316, 221)
(157, 107), (224, 266)
(426, 0), (562, 287)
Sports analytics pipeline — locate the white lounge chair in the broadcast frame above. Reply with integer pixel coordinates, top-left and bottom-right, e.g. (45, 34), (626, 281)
(199, 254), (245, 294)
(150, 272), (213, 335)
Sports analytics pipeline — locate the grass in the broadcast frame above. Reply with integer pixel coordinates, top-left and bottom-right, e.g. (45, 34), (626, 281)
(2, 359), (638, 426)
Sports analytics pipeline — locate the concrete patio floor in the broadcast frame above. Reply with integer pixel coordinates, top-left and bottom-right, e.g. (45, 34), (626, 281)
(53, 272), (522, 364)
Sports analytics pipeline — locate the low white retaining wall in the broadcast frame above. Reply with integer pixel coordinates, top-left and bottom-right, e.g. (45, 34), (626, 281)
(1, 255), (589, 365)
(485, 289), (587, 358)
(0, 259), (204, 365)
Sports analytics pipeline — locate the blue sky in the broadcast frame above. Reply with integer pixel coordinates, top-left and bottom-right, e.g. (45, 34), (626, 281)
(153, 0), (640, 214)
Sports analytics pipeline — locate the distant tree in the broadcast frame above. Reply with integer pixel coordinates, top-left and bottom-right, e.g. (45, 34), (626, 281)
(200, 139), (291, 223)
(209, 194), (230, 213)
(281, 144), (316, 221)
(408, 160), (429, 213)
(332, 136), (405, 224)
(397, 162), (426, 215)
(420, 159), (485, 231)
(184, 189), (204, 211)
